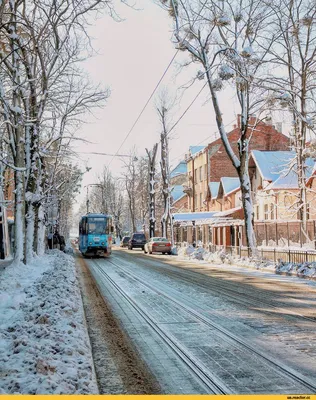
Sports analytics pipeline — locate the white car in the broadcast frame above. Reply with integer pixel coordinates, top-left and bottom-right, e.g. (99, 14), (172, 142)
(144, 237), (172, 255)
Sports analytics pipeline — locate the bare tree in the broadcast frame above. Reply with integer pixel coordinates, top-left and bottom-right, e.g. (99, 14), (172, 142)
(146, 144), (158, 238)
(89, 166), (125, 239)
(161, 0), (275, 254)
(261, 0), (316, 233)
(156, 91), (174, 244)
(122, 151), (138, 233)
(0, 0), (111, 263)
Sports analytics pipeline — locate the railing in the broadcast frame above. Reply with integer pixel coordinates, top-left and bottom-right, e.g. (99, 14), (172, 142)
(208, 244), (316, 263)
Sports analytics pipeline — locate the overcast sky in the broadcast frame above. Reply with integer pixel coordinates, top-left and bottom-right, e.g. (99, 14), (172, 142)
(74, 0), (239, 209)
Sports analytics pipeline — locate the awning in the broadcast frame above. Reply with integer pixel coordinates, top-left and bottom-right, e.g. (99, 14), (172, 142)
(172, 211), (217, 222)
(213, 206), (243, 217)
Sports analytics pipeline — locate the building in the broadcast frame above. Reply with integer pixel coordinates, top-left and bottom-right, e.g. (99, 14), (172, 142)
(170, 160), (188, 212)
(249, 150), (315, 221)
(183, 116), (291, 213)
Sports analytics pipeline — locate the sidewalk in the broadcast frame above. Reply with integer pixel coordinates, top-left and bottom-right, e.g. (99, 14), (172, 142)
(0, 258), (13, 272)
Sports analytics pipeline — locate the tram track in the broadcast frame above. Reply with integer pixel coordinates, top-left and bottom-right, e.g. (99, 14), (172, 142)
(90, 259), (230, 394)
(89, 255), (316, 394)
(119, 251), (316, 324)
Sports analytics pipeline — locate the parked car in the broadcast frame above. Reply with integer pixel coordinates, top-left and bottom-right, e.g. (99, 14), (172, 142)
(144, 237), (172, 255)
(120, 236), (130, 248)
(128, 233), (146, 250)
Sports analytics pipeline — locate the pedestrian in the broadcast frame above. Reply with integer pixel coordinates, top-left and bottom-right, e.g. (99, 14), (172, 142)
(47, 232), (53, 249)
(53, 231), (61, 249)
(59, 235), (66, 252)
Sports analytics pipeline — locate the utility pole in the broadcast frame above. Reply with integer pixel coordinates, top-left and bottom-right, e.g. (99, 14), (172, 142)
(146, 144), (158, 238)
(86, 186), (89, 213)
(160, 132), (174, 246)
(85, 183), (103, 214)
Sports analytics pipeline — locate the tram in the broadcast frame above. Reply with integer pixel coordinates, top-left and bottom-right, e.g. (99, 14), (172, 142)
(79, 213), (113, 257)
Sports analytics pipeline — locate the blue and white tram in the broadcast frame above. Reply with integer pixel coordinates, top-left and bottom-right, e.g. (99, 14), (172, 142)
(79, 213), (113, 257)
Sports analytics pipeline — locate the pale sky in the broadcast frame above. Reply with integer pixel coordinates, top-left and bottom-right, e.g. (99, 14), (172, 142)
(73, 0), (239, 208)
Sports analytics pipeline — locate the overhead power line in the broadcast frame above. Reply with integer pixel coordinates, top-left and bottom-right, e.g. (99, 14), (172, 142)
(166, 82), (208, 139)
(107, 53), (178, 168)
(107, 0), (209, 168)
(78, 151), (131, 157)
(170, 118), (237, 164)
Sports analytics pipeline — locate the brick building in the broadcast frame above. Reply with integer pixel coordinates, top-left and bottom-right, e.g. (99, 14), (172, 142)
(184, 116), (290, 212)
(208, 116), (290, 182)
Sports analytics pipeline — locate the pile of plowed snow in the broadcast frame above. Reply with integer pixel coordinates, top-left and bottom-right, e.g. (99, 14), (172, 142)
(176, 245), (316, 279)
(276, 261), (316, 278)
(0, 251), (98, 394)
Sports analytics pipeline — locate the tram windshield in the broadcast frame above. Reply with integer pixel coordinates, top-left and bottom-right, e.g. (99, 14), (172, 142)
(87, 217), (107, 234)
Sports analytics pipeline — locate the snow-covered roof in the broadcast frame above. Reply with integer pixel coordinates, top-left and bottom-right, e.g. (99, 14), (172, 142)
(171, 185), (186, 202)
(209, 182), (220, 199)
(172, 211), (217, 222)
(265, 170), (299, 190)
(251, 150), (296, 181)
(252, 150), (315, 189)
(190, 145), (206, 157)
(170, 160), (187, 178)
(220, 177), (240, 196)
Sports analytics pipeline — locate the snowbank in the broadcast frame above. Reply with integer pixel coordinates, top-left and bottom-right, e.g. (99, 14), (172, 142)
(276, 261), (316, 278)
(0, 251), (98, 394)
(175, 245), (316, 279)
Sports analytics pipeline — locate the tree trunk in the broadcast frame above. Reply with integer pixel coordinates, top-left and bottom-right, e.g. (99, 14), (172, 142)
(14, 170), (25, 263)
(25, 201), (35, 264)
(36, 205), (46, 256)
(238, 170), (257, 252)
(146, 144), (158, 238)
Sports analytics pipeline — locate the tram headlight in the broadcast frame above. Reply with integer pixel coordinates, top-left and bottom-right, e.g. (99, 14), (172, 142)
(89, 242), (92, 245)
(102, 242), (105, 245)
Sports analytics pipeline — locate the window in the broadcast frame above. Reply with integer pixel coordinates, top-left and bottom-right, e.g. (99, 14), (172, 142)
(87, 217), (107, 234)
(194, 169), (198, 184)
(200, 193), (203, 208)
(270, 203), (275, 220)
(133, 233), (146, 240)
(256, 205), (260, 220)
(199, 166), (203, 181)
(204, 164), (208, 180)
(264, 204), (269, 220)
(194, 195), (198, 210)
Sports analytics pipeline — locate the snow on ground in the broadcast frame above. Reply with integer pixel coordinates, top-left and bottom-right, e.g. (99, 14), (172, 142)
(0, 251), (98, 394)
(176, 245), (316, 279)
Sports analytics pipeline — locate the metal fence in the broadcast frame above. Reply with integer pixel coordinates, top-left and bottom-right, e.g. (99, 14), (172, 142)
(209, 244), (316, 263)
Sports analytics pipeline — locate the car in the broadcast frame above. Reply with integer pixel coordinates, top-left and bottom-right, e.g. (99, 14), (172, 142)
(144, 237), (172, 255)
(128, 233), (146, 250)
(120, 236), (130, 248)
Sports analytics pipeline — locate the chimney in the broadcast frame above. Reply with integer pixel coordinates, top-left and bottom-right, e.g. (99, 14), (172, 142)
(275, 122), (282, 133)
(248, 114), (257, 127)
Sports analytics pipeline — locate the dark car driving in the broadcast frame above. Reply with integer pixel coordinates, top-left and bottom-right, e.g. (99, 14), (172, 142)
(120, 236), (130, 248)
(128, 233), (146, 250)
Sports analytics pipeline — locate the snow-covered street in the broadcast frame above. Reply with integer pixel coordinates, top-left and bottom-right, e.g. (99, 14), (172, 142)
(1, 245), (316, 394)
(84, 247), (316, 394)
